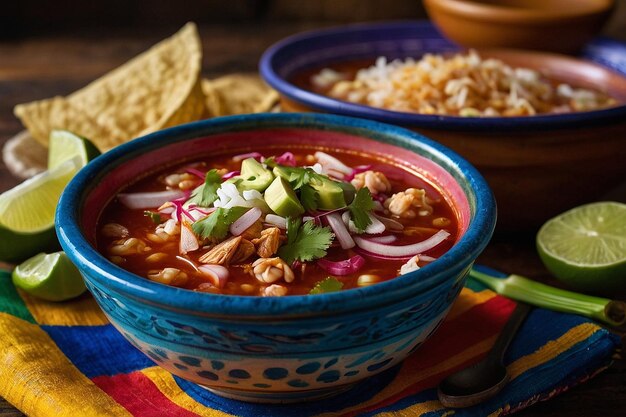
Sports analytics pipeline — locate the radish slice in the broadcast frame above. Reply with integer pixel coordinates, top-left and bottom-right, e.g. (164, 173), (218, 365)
(353, 248), (413, 261)
(222, 170), (240, 180)
(314, 151), (352, 175)
(198, 264), (230, 288)
(230, 207), (262, 236)
(185, 168), (206, 179)
(179, 223), (199, 255)
(326, 212), (355, 249)
(275, 152), (296, 166)
(176, 255), (200, 272)
(265, 214), (287, 229)
(233, 152), (263, 162)
(118, 190), (185, 209)
(317, 255), (365, 276)
(346, 164), (372, 181)
(354, 229), (450, 257)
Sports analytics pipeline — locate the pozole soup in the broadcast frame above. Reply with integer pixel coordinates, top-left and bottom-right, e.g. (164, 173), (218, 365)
(97, 148), (458, 296)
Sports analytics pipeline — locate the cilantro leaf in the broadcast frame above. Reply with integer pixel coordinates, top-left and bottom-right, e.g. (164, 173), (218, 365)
(191, 206), (248, 241)
(143, 210), (163, 224)
(188, 169), (222, 206)
(309, 277), (344, 294)
(278, 219), (334, 264)
(348, 188), (375, 233)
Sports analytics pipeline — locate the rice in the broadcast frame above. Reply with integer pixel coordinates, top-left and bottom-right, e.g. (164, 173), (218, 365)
(316, 51), (616, 117)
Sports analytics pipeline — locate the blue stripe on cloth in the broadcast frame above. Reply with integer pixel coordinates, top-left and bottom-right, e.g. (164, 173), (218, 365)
(175, 363), (402, 417)
(42, 324), (155, 378)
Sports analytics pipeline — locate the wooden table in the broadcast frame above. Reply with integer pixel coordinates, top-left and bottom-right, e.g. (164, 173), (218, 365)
(1, 22), (625, 417)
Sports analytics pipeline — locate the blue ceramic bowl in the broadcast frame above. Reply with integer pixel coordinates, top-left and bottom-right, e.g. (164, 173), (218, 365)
(56, 113), (495, 403)
(259, 21), (626, 231)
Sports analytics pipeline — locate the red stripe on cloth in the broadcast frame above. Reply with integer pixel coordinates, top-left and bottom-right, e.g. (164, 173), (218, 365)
(340, 294), (516, 417)
(93, 371), (201, 417)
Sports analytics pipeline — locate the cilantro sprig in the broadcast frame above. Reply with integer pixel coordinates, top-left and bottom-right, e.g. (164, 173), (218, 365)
(309, 277), (344, 295)
(347, 188), (375, 233)
(191, 206), (248, 241)
(187, 169), (222, 207)
(278, 217), (334, 264)
(143, 210), (163, 224)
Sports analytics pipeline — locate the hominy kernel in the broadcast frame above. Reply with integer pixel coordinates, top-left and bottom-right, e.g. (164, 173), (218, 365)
(109, 255), (125, 264)
(433, 217), (451, 227)
(240, 284), (256, 294)
(357, 274), (381, 287)
(178, 180), (196, 190)
(146, 252), (168, 263)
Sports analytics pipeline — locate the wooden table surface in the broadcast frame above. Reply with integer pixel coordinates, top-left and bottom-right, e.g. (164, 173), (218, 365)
(1, 21), (625, 417)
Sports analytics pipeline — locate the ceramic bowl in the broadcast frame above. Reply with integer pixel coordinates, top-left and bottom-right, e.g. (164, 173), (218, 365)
(423, 0), (615, 54)
(56, 113), (495, 403)
(259, 21), (626, 232)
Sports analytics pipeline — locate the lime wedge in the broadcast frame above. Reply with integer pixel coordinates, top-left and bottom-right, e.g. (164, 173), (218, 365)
(0, 159), (78, 262)
(12, 251), (86, 301)
(48, 129), (101, 170)
(537, 201), (626, 293)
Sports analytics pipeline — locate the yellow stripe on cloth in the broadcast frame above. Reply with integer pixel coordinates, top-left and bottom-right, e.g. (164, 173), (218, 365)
(18, 289), (109, 326)
(447, 288), (496, 321)
(141, 366), (237, 417)
(0, 312), (130, 417)
(315, 336), (497, 417)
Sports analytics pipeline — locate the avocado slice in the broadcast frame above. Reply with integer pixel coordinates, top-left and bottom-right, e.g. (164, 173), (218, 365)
(337, 181), (356, 205)
(310, 177), (347, 210)
(239, 158), (274, 192)
(264, 176), (305, 217)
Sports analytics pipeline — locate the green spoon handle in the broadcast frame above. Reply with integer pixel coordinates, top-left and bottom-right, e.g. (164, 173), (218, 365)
(469, 268), (626, 327)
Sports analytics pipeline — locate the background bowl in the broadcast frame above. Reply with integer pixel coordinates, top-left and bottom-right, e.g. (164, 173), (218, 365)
(56, 113), (495, 403)
(259, 21), (626, 232)
(423, 0), (615, 54)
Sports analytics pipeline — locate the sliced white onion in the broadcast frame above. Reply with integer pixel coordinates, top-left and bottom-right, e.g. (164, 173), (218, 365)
(264, 214), (287, 229)
(326, 212), (355, 249)
(342, 211), (385, 234)
(118, 190), (185, 209)
(364, 235), (397, 244)
(314, 151), (353, 175)
(230, 207), (262, 236)
(372, 213), (404, 231)
(198, 264), (230, 289)
(179, 222), (199, 255)
(420, 255), (437, 262)
(303, 216), (315, 223)
(176, 255), (200, 272)
(354, 229), (450, 257)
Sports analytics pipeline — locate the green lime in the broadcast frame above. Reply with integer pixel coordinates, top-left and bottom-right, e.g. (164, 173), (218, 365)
(48, 130), (101, 170)
(537, 201), (626, 293)
(0, 160), (78, 263)
(12, 251), (86, 301)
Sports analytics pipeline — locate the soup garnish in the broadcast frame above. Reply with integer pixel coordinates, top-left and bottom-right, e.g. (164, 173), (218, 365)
(305, 50), (617, 117)
(97, 149), (457, 296)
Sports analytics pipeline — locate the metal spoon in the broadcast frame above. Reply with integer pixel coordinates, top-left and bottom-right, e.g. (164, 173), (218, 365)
(437, 302), (531, 408)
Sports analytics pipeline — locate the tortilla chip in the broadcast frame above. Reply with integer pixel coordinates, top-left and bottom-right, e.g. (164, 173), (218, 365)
(14, 22), (204, 151)
(202, 74), (279, 117)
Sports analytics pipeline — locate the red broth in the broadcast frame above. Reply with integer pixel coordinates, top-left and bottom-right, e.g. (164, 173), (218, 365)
(97, 148), (458, 296)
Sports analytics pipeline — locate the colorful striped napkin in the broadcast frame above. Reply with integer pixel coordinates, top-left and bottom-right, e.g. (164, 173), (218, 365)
(0, 269), (619, 417)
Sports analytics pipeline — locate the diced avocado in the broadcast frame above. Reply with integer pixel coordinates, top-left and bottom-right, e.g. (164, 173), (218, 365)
(311, 177), (347, 210)
(272, 165), (292, 181)
(337, 181), (356, 205)
(239, 158), (274, 192)
(264, 177), (305, 217)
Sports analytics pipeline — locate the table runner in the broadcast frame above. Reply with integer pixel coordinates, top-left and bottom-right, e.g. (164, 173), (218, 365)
(0, 269), (619, 416)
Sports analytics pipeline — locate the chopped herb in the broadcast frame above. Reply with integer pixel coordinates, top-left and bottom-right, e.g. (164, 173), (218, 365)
(348, 187), (375, 233)
(310, 277), (344, 294)
(143, 210), (162, 224)
(263, 156), (276, 168)
(191, 206), (248, 241)
(278, 219), (334, 264)
(187, 169), (222, 206)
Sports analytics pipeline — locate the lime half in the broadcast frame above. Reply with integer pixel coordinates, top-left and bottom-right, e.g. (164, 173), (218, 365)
(537, 201), (626, 293)
(12, 251), (86, 301)
(48, 130), (101, 170)
(0, 160), (78, 262)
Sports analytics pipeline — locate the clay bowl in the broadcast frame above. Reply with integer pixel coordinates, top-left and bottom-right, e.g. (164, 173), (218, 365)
(56, 113), (496, 403)
(423, 0), (615, 54)
(259, 21), (626, 232)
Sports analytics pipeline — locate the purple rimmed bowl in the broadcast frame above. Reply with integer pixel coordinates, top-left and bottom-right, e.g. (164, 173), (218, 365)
(56, 113), (495, 403)
(259, 21), (626, 232)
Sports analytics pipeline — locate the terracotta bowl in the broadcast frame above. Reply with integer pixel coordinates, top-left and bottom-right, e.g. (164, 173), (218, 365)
(423, 0), (615, 54)
(259, 22), (626, 232)
(56, 113), (495, 403)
